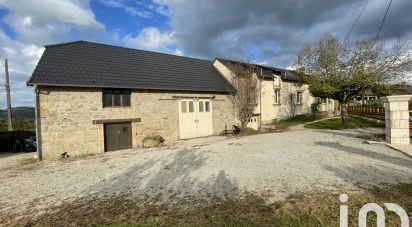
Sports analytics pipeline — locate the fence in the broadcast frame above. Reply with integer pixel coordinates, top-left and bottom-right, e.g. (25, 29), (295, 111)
(347, 106), (385, 120)
(0, 131), (35, 152)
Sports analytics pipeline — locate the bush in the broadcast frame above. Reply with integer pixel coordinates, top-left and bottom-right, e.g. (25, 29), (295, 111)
(142, 135), (165, 148)
(310, 103), (319, 113)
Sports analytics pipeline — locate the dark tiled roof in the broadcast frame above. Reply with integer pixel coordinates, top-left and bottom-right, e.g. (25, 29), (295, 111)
(27, 41), (230, 93)
(216, 58), (300, 82)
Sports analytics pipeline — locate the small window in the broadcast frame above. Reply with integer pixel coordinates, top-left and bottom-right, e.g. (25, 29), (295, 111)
(205, 101), (210, 112)
(273, 76), (280, 87)
(296, 92), (303, 104)
(199, 101), (204, 112)
(103, 89), (131, 107)
(181, 101), (187, 113)
(188, 101), (194, 112)
(273, 89), (280, 104)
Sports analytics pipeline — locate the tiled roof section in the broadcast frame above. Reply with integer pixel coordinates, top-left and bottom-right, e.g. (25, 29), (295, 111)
(27, 41), (230, 93)
(216, 58), (300, 82)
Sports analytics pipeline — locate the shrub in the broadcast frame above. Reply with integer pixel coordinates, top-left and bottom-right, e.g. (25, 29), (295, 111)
(310, 103), (319, 113)
(142, 135), (165, 148)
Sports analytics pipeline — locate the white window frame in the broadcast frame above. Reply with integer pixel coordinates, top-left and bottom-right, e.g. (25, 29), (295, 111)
(296, 91), (303, 105)
(273, 89), (281, 104)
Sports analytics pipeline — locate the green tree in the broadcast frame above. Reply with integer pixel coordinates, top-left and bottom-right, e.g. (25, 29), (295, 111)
(295, 34), (412, 124)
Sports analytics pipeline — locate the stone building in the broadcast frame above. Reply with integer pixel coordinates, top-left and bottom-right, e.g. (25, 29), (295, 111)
(28, 41), (334, 160)
(28, 41), (236, 160)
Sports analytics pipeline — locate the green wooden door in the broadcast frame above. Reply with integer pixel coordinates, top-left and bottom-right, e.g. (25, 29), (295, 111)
(104, 123), (132, 151)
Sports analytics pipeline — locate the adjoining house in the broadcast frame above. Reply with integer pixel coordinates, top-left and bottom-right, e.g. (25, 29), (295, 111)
(213, 59), (335, 129)
(28, 41), (334, 159)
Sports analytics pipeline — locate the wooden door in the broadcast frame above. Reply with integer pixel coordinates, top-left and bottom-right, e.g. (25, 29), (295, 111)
(104, 123), (132, 151)
(178, 99), (213, 139)
(179, 99), (198, 139)
(196, 100), (213, 137)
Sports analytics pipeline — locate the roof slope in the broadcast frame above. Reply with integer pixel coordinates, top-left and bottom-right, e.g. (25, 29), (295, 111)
(28, 41), (230, 93)
(216, 58), (300, 82)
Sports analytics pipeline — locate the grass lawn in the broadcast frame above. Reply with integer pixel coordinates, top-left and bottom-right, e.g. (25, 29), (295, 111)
(305, 116), (384, 130)
(275, 114), (323, 129)
(15, 183), (411, 226)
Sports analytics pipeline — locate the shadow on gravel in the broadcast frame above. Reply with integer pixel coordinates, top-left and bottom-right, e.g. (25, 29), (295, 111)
(315, 141), (412, 169)
(82, 148), (238, 200)
(313, 130), (380, 140)
(1, 148), (239, 226)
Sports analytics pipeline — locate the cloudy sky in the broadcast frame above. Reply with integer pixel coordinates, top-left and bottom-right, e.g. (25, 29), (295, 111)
(0, 0), (411, 108)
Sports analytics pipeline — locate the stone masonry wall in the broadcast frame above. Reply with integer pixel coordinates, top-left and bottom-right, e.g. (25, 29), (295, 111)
(38, 87), (236, 159)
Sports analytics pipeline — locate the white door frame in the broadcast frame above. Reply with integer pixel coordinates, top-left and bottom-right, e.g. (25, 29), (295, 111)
(178, 98), (213, 139)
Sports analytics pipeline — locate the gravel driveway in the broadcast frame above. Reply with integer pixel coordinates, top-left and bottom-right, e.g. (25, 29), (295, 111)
(1, 128), (411, 222)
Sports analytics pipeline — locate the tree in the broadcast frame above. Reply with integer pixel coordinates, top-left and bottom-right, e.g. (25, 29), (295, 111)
(294, 33), (412, 124)
(289, 93), (298, 118)
(226, 61), (262, 128)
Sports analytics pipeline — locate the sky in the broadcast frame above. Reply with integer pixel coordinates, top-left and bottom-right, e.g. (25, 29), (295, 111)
(0, 0), (411, 108)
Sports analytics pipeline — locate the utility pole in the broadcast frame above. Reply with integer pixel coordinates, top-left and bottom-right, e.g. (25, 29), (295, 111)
(4, 59), (12, 131)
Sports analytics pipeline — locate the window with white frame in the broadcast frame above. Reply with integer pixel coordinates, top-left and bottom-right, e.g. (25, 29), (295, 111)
(296, 91), (303, 104)
(273, 75), (281, 87)
(273, 89), (281, 104)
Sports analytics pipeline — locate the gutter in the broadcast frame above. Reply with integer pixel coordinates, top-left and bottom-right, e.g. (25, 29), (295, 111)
(34, 86), (42, 161)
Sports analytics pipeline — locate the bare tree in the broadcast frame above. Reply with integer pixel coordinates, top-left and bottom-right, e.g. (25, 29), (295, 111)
(294, 33), (412, 124)
(226, 61), (261, 128)
(289, 93), (298, 118)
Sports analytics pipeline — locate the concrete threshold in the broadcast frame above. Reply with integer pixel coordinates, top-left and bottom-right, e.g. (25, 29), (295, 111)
(384, 143), (412, 158)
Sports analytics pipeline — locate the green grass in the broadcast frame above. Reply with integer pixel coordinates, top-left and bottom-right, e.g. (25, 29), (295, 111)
(305, 116), (384, 130)
(275, 114), (323, 129)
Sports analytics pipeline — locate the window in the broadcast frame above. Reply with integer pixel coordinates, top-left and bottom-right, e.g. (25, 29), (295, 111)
(181, 101), (187, 113)
(273, 76), (281, 87)
(296, 92), (303, 104)
(188, 101), (194, 112)
(199, 101), (204, 112)
(273, 89), (280, 104)
(103, 89), (131, 107)
(205, 101), (210, 112)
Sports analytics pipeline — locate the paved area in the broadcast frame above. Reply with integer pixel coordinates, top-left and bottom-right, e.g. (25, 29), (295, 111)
(385, 144), (412, 158)
(0, 128), (411, 223)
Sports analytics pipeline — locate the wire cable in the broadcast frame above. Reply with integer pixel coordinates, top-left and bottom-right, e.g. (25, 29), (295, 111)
(344, 0), (370, 42)
(376, 0), (393, 39)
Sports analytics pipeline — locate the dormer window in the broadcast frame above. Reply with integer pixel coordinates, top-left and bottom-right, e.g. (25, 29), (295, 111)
(273, 75), (281, 87)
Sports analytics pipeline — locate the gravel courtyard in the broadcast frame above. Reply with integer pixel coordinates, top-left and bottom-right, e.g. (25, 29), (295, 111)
(1, 128), (412, 223)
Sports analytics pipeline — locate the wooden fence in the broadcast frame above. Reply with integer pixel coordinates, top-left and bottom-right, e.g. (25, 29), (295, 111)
(347, 106), (385, 120)
(0, 131), (35, 152)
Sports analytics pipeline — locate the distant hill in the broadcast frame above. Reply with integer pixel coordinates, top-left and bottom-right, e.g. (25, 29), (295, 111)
(0, 106), (35, 121)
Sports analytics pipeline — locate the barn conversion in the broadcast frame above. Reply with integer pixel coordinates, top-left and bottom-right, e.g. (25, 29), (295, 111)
(28, 41), (236, 159)
(28, 41), (331, 160)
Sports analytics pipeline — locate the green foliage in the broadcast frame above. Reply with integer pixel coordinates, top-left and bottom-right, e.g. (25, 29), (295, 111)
(142, 135), (165, 148)
(305, 116), (384, 130)
(295, 34), (411, 102)
(0, 106), (35, 121)
(310, 102), (320, 113)
(0, 119), (35, 131)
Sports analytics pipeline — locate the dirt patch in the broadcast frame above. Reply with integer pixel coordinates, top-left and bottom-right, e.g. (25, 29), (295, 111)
(6, 183), (411, 227)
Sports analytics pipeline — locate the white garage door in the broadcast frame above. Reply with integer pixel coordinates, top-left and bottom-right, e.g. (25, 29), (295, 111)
(179, 98), (213, 139)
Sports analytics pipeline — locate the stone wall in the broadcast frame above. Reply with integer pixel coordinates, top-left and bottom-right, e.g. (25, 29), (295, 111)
(38, 87), (236, 159)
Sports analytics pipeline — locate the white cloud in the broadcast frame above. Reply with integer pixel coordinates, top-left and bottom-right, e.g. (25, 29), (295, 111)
(0, 0), (104, 108)
(123, 27), (180, 54)
(0, 0), (104, 44)
(98, 0), (154, 19)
